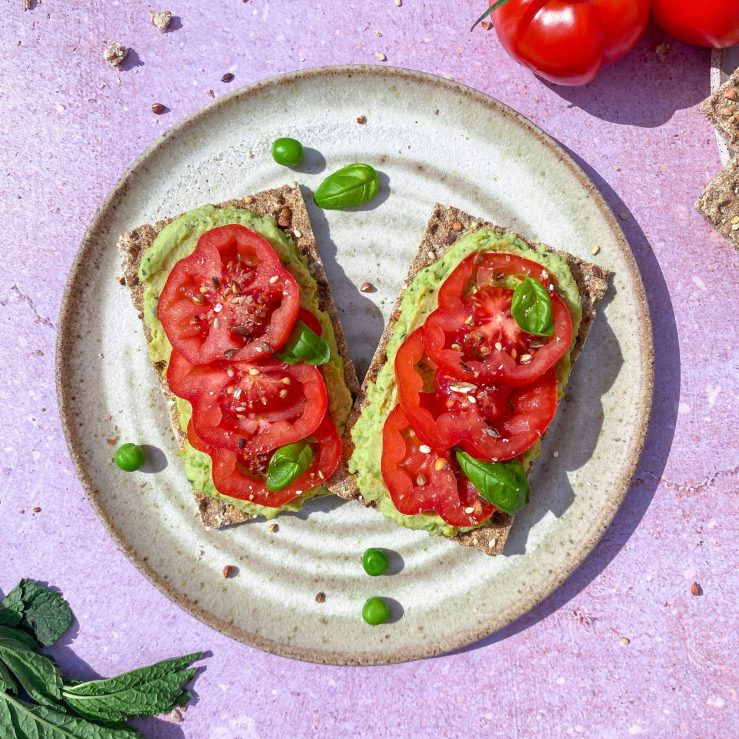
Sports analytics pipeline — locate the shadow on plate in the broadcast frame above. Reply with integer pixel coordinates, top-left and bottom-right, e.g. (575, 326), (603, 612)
(449, 147), (680, 655)
(293, 147), (327, 176)
(542, 27), (707, 127)
(384, 597), (405, 624)
(140, 445), (168, 474)
(300, 185), (385, 381)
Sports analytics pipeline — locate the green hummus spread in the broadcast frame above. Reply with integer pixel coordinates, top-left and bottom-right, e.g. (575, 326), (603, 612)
(139, 205), (353, 519)
(348, 229), (582, 537)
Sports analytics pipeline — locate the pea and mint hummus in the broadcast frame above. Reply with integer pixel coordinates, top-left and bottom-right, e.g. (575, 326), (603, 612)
(348, 229), (582, 537)
(138, 205), (353, 519)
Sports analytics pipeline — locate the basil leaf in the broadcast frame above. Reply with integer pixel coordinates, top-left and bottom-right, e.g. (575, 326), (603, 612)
(266, 442), (313, 492)
(510, 277), (554, 337)
(2, 580), (74, 647)
(62, 653), (202, 723)
(0, 692), (138, 738)
(0, 636), (63, 706)
(275, 321), (330, 366)
(313, 163), (380, 210)
(455, 451), (529, 514)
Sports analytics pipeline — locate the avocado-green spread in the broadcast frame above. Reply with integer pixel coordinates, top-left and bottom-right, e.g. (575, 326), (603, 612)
(139, 205), (353, 519)
(348, 229), (582, 537)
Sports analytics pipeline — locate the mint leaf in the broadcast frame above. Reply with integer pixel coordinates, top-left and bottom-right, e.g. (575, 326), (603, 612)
(0, 636), (63, 707)
(0, 693), (139, 738)
(5, 580), (74, 647)
(0, 623), (41, 651)
(62, 653), (202, 722)
(0, 587), (24, 626)
(0, 607), (21, 629)
(0, 659), (18, 694)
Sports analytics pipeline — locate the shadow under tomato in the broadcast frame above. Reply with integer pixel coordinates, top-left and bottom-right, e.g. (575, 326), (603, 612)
(540, 25), (708, 127)
(445, 147), (680, 656)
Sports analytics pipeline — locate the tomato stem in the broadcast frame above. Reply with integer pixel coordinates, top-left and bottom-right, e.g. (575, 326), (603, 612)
(470, 0), (511, 32)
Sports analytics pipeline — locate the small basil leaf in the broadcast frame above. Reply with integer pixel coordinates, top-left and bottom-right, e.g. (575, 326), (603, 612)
(455, 451), (529, 514)
(511, 277), (554, 337)
(314, 163), (380, 210)
(266, 442), (313, 492)
(276, 321), (331, 366)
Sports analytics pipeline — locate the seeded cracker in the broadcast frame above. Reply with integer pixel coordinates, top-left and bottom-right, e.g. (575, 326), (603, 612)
(119, 185), (360, 528)
(701, 66), (739, 152)
(334, 204), (609, 556)
(695, 157), (739, 250)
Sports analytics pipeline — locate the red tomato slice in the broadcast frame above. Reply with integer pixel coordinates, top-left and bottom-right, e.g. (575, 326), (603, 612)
(187, 415), (341, 508)
(423, 288), (573, 387)
(297, 308), (323, 336)
(157, 225), (300, 365)
(381, 405), (495, 527)
(395, 329), (559, 461)
(167, 349), (328, 455)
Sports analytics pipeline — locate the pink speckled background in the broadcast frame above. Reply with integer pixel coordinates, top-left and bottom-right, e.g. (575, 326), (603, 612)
(2, 2), (737, 737)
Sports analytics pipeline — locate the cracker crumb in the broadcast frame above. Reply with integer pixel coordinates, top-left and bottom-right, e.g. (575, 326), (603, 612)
(356, 115), (367, 124)
(488, 538), (498, 549)
(23, 0), (34, 9)
(223, 564), (238, 578)
(149, 9), (172, 32)
(619, 636), (631, 646)
(103, 41), (128, 68)
(315, 591), (326, 603)
(268, 523), (279, 533)
(655, 41), (671, 62)
(206, 89), (215, 98)
(375, 52), (387, 62)
(552, 450), (559, 458)
(106, 437), (118, 445)
(481, 21), (493, 31)
(591, 245), (601, 255)
(292, 228), (302, 238)
(360, 281), (375, 293)
(375, 31), (382, 37)
(118, 276), (126, 285)
(451, 220), (463, 232)
(690, 582), (703, 596)
(394, 0), (402, 6)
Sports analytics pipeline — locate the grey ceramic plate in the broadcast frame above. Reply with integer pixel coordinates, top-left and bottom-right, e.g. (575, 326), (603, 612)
(57, 66), (653, 665)
(711, 46), (739, 165)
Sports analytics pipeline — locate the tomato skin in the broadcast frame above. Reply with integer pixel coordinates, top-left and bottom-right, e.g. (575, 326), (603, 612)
(491, 0), (650, 86)
(167, 349), (328, 455)
(381, 405), (495, 527)
(187, 415), (341, 508)
(157, 225), (300, 365)
(297, 308), (323, 336)
(652, 0), (739, 48)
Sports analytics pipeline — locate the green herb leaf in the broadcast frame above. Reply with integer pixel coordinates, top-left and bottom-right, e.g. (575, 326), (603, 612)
(62, 653), (202, 724)
(266, 442), (313, 492)
(469, 0), (511, 32)
(0, 660), (18, 694)
(0, 608), (21, 629)
(0, 692), (139, 738)
(0, 587), (24, 627)
(455, 451), (529, 514)
(275, 321), (331, 366)
(314, 163), (380, 210)
(0, 623), (41, 651)
(0, 636), (63, 706)
(3, 580), (74, 647)
(510, 277), (554, 337)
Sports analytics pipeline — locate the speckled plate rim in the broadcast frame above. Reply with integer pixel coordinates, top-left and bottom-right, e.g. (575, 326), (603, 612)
(56, 65), (654, 665)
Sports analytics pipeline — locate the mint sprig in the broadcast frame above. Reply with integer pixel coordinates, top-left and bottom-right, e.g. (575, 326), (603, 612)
(0, 580), (205, 737)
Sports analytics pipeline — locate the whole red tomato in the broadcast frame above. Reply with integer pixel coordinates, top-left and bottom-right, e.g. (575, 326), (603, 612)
(485, 0), (650, 86)
(652, 0), (739, 48)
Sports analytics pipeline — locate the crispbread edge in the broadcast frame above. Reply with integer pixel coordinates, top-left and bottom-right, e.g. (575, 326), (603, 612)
(333, 204), (610, 556)
(118, 184), (360, 528)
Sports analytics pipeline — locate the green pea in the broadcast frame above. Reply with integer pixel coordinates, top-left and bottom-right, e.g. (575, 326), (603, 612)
(362, 597), (390, 626)
(362, 548), (389, 577)
(271, 137), (304, 167)
(114, 443), (145, 472)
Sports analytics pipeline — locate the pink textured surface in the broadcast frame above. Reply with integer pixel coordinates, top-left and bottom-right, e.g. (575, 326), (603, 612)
(2, 2), (737, 737)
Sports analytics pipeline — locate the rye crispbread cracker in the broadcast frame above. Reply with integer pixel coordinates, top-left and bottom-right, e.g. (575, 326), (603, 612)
(701, 67), (739, 152)
(695, 157), (739, 250)
(334, 204), (610, 556)
(119, 184), (360, 528)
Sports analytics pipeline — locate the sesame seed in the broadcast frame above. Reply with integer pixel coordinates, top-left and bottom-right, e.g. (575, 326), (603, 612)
(233, 387), (242, 400)
(279, 389), (288, 398)
(375, 51), (387, 61)
(226, 367), (235, 377)
(591, 245), (601, 255)
(214, 303), (223, 313)
(520, 353), (532, 363)
(192, 294), (205, 304)
(511, 349), (517, 360)
(731, 215), (739, 224)
(248, 367), (260, 375)
(494, 342), (502, 351)
(434, 458), (447, 471)
(293, 228), (302, 238)
(488, 538), (498, 548)
(269, 275), (279, 284)
(464, 506), (475, 514)
(541, 270), (549, 279)
(281, 377), (291, 385)
(619, 636), (631, 647)
(419, 444), (431, 454)
(451, 343), (461, 351)
(213, 318), (220, 329)
(416, 474), (426, 485)
(467, 395), (477, 403)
